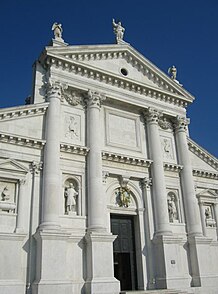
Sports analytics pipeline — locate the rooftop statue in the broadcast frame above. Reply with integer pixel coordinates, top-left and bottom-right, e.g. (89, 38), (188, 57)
(112, 19), (126, 44)
(52, 22), (63, 40)
(168, 65), (177, 80)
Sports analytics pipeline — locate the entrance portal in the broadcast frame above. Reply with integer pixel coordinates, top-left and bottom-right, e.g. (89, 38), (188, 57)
(111, 215), (137, 291)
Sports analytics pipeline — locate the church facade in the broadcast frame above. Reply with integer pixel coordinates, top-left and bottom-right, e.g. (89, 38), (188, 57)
(0, 23), (218, 294)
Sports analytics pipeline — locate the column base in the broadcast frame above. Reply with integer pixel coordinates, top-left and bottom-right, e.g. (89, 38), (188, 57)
(85, 231), (120, 294)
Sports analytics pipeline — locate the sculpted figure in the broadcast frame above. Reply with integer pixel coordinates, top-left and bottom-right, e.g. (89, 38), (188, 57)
(52, 22), (63, 40)
(112, 19), (125, 44)
(167, 195), (178, 222)
(168, 65), (177, 80)
(64, 183), (78, 214)
(1, 186), (10, 201)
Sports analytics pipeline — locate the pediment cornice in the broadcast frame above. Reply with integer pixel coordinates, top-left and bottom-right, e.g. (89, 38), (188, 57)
(41, 44), (194, 108)
(0, 103), (48, 122)
(188, 138), (218, 171)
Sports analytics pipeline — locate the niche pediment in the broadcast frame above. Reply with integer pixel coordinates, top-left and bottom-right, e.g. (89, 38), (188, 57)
(0, 159), (29, 175)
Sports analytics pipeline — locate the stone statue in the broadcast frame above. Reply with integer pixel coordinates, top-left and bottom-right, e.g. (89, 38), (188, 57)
(168, 65), (177, 80)
(64, 183), (78, 214)
(167, 194), (178, 222)
(1, 186), (10, 201)
(52, 22), (63, 40)
(112, 19), (125, 44)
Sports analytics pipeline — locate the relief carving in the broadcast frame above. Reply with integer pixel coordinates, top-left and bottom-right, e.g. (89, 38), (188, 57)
(65, 114), (80, 141)
(115, 186), (131, 208)
(161, 137), (174, 160)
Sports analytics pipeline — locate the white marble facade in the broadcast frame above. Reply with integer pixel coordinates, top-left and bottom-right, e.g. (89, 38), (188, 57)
(0, 24), (218, 294)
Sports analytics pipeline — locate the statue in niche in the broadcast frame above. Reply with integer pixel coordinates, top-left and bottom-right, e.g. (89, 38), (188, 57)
(115, 187), (131, 208)
(52, 22), (63, 40)
(64, 183), (78, 215)
(65, 116), (79, 140)
(112, 19), (125, 44)
(205, 206), (215, 227)
(1, 186), (10, 201)
(167, 194), (178, 222)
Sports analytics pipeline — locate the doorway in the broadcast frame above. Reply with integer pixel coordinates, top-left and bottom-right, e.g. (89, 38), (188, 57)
(111, 214), (137, 291)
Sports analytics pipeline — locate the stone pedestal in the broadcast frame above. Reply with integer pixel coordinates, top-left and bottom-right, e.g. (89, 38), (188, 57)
(32, 230), (71, 294)
(85, 232), (120, 294)
(153, 235), (190, 290)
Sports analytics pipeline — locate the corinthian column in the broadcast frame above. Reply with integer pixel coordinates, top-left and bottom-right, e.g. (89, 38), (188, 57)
(86, 90), (106, 232)
(143, 108), (172, 236)
(40, 81), (65, 230)
(174, 116), (202, 236)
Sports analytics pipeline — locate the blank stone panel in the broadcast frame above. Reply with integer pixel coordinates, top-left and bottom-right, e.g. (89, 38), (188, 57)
(105, 110), (141, 152)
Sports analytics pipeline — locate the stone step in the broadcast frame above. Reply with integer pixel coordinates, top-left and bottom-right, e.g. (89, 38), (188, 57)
(120, 290), (188, 294)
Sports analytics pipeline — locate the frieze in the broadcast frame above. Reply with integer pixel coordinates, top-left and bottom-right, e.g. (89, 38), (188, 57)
(46, 56), (189, 108)
(63, 88), (84, 106)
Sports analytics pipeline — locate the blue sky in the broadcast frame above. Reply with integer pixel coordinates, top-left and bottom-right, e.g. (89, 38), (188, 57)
(0, 0), (217, 157)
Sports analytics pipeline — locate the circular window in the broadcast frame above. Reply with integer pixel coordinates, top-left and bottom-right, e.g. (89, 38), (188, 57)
(120, 68), (128, 76)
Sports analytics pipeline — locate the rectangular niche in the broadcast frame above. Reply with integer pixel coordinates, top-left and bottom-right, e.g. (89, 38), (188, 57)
(105, 109), (141, 152)
(0, 180), (17, 214)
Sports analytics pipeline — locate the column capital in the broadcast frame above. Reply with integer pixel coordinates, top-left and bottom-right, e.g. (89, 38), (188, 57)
(174, 116), (190, 131)
(86, 90), (106, 108)
(142, 107), (162, 124)
(46, 80), (68, 101)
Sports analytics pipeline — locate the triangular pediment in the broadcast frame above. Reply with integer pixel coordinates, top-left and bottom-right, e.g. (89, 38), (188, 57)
(197, 189), (218, 198)
(45, 44), (194, 103)
(0, 159), (29, 174)
(188, 138), (218, 172)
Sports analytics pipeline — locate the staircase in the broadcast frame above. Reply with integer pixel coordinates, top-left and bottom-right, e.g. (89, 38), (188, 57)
(120, 290), (189, 294)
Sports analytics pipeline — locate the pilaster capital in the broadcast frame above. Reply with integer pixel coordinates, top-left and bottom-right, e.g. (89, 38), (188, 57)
(86, 90), (106, 108)
(19, 178), (26, 186)
(142, 107), (162, 124)
(173, 116), (190, 132)
(46, 80), (68, 101)
(30, 161), (43, 174)
(102, 171), (109, 184)
(140, 177), (152, 189)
